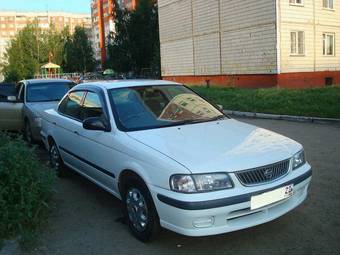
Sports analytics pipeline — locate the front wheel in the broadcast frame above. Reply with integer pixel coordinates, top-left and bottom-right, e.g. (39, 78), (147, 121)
(49, 140), (67, 177)
(123, 177), (160, 242)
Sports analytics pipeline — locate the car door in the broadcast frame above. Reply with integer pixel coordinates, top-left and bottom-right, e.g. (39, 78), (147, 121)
(0, 82), (25, 131)
(54, 90), (89, 173)
(71, 91), (118, 191)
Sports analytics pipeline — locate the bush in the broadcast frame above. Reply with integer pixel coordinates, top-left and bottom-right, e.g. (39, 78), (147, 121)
(0, 133), (55, 246)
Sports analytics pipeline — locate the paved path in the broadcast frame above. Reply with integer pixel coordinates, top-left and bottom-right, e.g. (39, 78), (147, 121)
(26, 118), (340, 255)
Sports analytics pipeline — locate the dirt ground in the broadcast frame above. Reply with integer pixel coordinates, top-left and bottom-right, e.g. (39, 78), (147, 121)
(25, 118), (340, 255)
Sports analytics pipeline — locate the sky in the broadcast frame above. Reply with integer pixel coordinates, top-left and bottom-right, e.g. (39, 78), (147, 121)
(0, 0), (91, 14)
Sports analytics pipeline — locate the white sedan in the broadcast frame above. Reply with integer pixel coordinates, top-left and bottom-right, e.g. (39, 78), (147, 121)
(41, 80), (312, 242)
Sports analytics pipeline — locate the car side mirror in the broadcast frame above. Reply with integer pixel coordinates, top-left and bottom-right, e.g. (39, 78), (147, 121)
(7, 96), (17, 102)
(83, 117), (110, 132)
(217, 104), (223, 111)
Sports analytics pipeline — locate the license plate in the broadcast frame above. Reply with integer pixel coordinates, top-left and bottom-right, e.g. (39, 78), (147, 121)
(250, 184), (294, 210)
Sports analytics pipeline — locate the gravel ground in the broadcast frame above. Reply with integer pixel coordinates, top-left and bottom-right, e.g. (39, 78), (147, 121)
(24, 118), (340, 255)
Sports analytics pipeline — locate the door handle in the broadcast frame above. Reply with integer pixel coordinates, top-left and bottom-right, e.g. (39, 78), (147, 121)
(74, 131), (79, 135)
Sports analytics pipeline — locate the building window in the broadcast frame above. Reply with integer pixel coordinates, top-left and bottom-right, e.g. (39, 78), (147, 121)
(290, 31), (305, 55)
(323, 0), (334, 9)
(289, 0), (304, 6)
(323, 33), (335, 56)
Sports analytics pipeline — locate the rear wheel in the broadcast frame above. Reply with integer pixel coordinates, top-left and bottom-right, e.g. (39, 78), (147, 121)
(123, 176), (160, 242)
(49, 140), (67, 177)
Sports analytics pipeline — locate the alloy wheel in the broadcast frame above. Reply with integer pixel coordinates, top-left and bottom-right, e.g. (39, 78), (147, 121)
(126, 188), (149, 232)
(50, 144), (60, 171)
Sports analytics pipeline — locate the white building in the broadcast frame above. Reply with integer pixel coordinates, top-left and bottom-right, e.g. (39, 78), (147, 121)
(158, 0), (340, 88)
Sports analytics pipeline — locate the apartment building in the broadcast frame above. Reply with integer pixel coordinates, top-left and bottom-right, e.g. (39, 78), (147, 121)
(158, 0), (340, 88)
(0, 11), (91, 81)
(91, 0), (137, 68)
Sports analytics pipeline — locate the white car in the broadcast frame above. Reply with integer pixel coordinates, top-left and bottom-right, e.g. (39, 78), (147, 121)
(41, 80), (312, 242)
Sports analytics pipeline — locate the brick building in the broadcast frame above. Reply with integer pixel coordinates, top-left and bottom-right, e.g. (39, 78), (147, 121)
(91, 0), (138, 68)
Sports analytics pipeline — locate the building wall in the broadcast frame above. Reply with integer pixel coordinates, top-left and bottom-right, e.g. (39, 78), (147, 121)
(159, 0), (278, 78)
(91, 0), (138, 65)
(159, 0), (340, 88)
(91, 0), (114, 62)
(279, 0), (340, 73)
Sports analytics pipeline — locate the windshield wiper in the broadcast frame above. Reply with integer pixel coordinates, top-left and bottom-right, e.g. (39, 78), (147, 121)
(166, 115), (226, 127)
(207, 115), (227, 121)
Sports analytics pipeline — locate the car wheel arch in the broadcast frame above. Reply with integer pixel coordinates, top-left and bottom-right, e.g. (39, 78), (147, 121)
(47, 135), (55, 147)
(118, 169), (149, 197)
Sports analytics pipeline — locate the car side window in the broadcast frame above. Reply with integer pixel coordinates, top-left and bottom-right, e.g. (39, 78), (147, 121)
(58, 91), (85, 120)
(81, 92), (104, 120)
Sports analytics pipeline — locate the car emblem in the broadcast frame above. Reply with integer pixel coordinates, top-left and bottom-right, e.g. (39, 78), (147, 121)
(263, 169), (273, 179)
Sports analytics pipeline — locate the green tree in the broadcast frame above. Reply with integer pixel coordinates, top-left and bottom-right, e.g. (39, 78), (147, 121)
(41, 25), (69, 66)
(107, 0), (160, 76)
(63, 26), (96, 73)
(1, 23), (42, 82)
(1, 23), (95, 82)
(107, 3), (133, 73)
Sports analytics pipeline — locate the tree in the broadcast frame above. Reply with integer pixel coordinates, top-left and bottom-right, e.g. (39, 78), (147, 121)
(107, 3), (133, 73)
(1, 23), (43, 82)
(107, 0), (160, 76)
(1, 23), (95, 82)
(63, 26), (96, 73)
(42, 25), (69, 66)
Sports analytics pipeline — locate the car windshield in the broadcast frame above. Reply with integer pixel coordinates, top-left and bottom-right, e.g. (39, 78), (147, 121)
(26, 82), (75, 102)
(108, 85), (226, 131)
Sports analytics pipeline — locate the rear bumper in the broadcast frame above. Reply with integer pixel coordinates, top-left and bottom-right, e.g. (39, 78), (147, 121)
(152, 166), (311, 236)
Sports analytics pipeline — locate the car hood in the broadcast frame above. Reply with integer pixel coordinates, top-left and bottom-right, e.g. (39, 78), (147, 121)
(26, 102), (59, 117)
(127, 119), (302, 173)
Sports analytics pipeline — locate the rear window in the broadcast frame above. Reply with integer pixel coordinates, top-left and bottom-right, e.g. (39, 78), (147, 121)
(26, 82), (75, 102)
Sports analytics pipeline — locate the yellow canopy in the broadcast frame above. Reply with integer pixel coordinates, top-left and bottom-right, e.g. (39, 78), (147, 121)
(41, 62), (60, 69)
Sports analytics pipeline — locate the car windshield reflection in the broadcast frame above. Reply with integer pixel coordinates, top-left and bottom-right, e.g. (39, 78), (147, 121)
(109, 85), (226, 131)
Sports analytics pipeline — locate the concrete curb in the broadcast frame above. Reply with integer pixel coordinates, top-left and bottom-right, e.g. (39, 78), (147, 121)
(223, 110), (340, 124)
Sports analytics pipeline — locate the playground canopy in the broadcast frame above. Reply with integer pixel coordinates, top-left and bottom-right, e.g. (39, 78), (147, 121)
(40, 62), (61, 78)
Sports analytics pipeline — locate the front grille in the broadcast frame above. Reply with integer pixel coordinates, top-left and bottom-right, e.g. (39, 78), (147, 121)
(235, 159), (290, 186)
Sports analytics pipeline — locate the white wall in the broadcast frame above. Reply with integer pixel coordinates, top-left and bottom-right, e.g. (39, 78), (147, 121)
(158, 0), (278, 76)
(279, 0), (340, 73)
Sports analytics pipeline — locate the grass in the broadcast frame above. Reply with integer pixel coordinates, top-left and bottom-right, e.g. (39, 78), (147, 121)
(192, 86), (340, 119)
(0, 133), (55, 249)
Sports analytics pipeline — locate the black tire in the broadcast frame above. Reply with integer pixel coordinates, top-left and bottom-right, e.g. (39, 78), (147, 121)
(24, 120), (35, 144)
(122, 176), (160, 242)
(49, 140), (67, 178)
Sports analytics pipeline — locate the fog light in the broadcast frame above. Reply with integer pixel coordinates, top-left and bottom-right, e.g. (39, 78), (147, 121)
(193, 216), (214, 228)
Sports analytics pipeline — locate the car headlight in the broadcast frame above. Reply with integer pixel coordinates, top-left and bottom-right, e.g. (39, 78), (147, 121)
(170, 173), (234, 193)
(34, 117), (42, 128)
(292, 150), (305, 170)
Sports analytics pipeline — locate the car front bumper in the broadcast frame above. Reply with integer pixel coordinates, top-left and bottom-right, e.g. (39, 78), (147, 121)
(151, 164), (312, 237)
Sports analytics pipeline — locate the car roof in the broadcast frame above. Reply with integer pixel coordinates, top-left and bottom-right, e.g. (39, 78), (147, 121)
(81, 79), (182, 90)
(22, 79), (73, 84)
